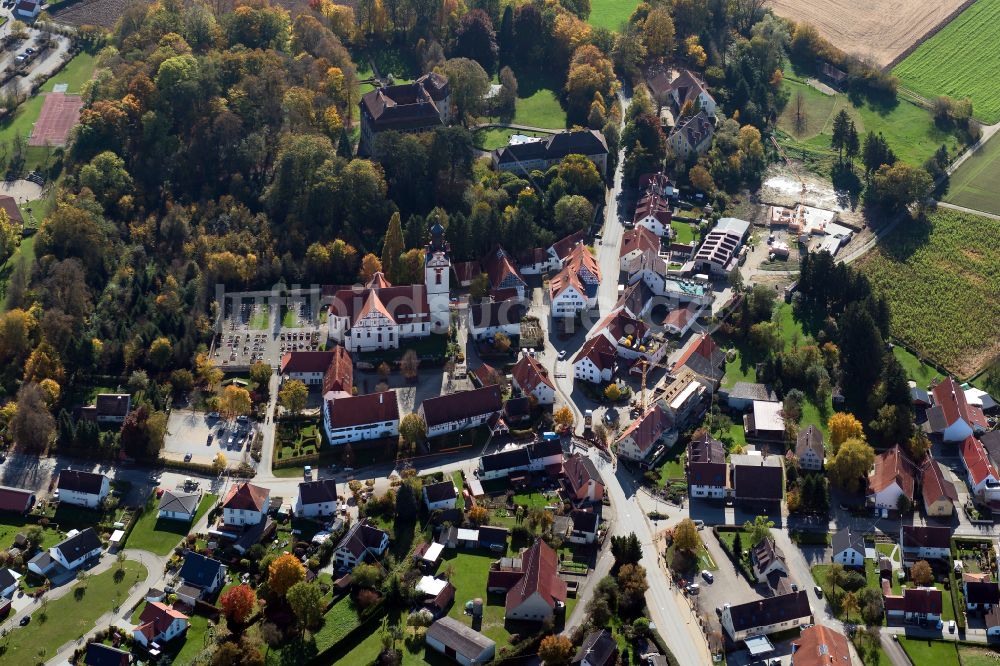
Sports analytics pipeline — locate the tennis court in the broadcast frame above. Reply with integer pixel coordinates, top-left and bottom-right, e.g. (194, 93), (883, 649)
(28, 92), (84, 147)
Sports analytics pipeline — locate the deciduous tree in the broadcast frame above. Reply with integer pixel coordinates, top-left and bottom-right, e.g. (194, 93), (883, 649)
(220, 584), (256, 623)
(278, 380), (308, 415)
(538, 634), (574, 665)
(828, 412), (865, 452)
(828, 438), (875, 493)
(399, 413), (426, 446)
(218, 385), (252, 420)
(286, 581), (324, 630)
(673, 518), (700, 553)
(743, 515), (774, 546)
(911, 560), (933, 586)
(268, 553), (306, 597)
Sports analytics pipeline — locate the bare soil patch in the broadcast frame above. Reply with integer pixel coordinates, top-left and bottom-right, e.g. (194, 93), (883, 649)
(767, 0), (971, 68)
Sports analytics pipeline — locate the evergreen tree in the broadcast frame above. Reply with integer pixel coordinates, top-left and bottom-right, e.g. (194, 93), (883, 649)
(844, 121), (860, 162)
(839, 304), (885, 420)
(831, 110), (850, 161)
(337, 129), (353, 158)
(56, 409), (76, 447)
(733, 530), (743, 557)
(381, 212), (404, 282)
(395, 482), (418, 521)
(403, 214), (426, 250)
(862, 131), (896, 178)
(498, 5), (514, 69)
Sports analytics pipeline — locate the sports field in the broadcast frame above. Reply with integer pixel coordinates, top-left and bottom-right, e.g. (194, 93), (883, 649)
(588, 0), (637, 30)
(893, 0), (1000, 124)
(945, 132), (1000, 215)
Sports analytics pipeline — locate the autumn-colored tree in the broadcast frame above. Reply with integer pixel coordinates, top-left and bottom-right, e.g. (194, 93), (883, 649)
(828, 438), (875, 493)
(148, 337), (173, 369)
(617, 563), (649, 611)
(399, 413), (426, 446)
(841, 590), (860, 620)
(604, 383), (622, 401)
(468, 505), (489, 526)
(268, 553), (306, 597)
(220, 584), (256, 623)
(218, 385), (252, 420)
(688, 164), (715, 193)
(911, 560), (933, 586)
(828, 412), (865, 452)
(400, 348), (420, 380)
(213, 452), (227, 474)
(492, 332), (511, 352)
(673, 518), (700, 553)
(38, 378), (60, 406)
(196, 352), (223, 389)
(538, 634), (574, 665)
(381, 212), (404, 283)
(359, 253), (382, 283)
(286, 581), (324, 630)
(278, 379), (308, 415)
(554, 406), (574, 430)
(249, 362), (272, 392)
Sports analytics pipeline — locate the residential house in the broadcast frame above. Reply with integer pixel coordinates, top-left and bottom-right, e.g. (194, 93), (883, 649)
(867, 445), (917, 511)
(0, 568), (20, 597)
(633, 192), (673, 237)
(615, 405), (674, 464)
(527, 439), (564, 471)
(221, 482), (270, 527)
(620, 226), (661, 273)
(960, 435), (1000, 506)
(0, 195), (23, 227)
(488, 539), (567, 622)
(493, 130), (609, 176)
(743, 400), (785, 440)
(295, 478), (340, 518)
(177, 552), (227, 605)
(791, 625), (850, 666)
(133, 602), (189, 647)
(723, 382), (777, 411)
(721, 591), (812, 640)
(279, 351), (337, 386)
(468, 301), (525, 342)
(883, 586), (942, 624)
(926, 377), (989, 442)
(921, 453), (958, 517)
(686, 432), (727, 498)
(567, 509), (599, 545)
(479, 447), (532, 480)
(692, 217), (751, 276)
(963, 573), (1000, 612)
(84, 643), (131, 666)
(562, 453), (605, 504)
(573, 335), (617, 384)
(795, 425), (825, 471)
(157, 490), (201, 522)
(550, 245), (601, 319)
(572, 629), (618, 666)
(79, 394), (132, 424)
(831, 527), (865, 568)
(750, 537), (788, 582)
(423, 481), (458, 511)
(358, 73), (450, 155)
(662, 303), (700, 337)
(668, 110), (714, 159)
(673, 333), (726, 387)
(900, 525), (951, 563)
(50, 528), (103, 571)
(57, 470), (110, 509)
(425, 616), (496, 666)
(730, 454), (784, 509)
(511, 354), (556, 405)
(333, 521), (390, 571)
(550, 230), (588, 266)
(419, 385), (503, 439)
(663, 69), (717, 117)
(0, 485), (35, 514)
(323, 390), (400, 446)
(416, 576), (456, 617)
(328, 226), (451, 348)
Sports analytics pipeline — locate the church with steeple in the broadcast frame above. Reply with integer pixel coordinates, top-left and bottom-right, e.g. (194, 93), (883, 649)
(326, 220), (451, 353)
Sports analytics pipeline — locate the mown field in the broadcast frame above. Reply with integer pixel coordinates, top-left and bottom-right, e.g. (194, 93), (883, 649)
(945, 132), (1000, 215)
(588, 0), (638, 30)
(777, 78), (963, 173)
(893, 0), (1000, 124)
(856, 209), (1000, 378)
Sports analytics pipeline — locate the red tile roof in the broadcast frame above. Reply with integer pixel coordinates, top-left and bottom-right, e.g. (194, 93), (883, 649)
(615, 404), (673, 454)
(511, 354), (555, 394)
(222, 482), (270, 512)
(868, 445), (916, 499)
(791, 624), (850, 666)
(901, 525), (951, 550)
(551, 229), (586, 261)
(961, 435), (998, 486)
(0, 485), (33, 513)
(620, 226), (660, 258)
(663, 303), (698, 330)
(136, 601), (188, 641)
(563, 453), (603, 497)
(325, 390), (399, 430)
(933, 378), (988, 430)
(920, 454), (958, 508)
(328, 284), (430, 325)
(322, 345), (353, 394)
(505, 539), (567, 612)
(633, 192), (672, 227)
(902, 587), (942, 614)
(280, 350), (335, 375)
(572, 334), (617, 372)
(675, 333), (722, 370)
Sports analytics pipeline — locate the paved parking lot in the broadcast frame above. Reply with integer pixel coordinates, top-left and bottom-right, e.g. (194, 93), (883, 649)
(164, 409), (254, 465)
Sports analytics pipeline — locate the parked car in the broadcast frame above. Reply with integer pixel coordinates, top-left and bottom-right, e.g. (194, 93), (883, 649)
(685, 584), (700, 595)
(948, 621), (956, 633)
(558, 350), (566, 360)
(207, 411), (220, 419)
(183, 453), (192, 462)
(693, 519), (705, 530)
(814, 585), (823, 598)
(791, 583), (798, 592)
(24, 48), (34, 54)
(701, 570), (713, 583)
(207, 434), (213, 445)
(19, 616), (29, 626)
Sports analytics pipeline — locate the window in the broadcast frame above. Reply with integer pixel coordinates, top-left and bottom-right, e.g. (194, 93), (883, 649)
(435, 271), (442, 285)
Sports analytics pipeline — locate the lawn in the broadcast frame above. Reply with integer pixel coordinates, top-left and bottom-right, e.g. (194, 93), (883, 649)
(588, 0), (638, 30)
(811, 563), (880, 624)
(959, 645), (1000, 666)
(893, 345), (943, 387)
(249, 310), (269, 329)
(473, 127), (551, 151)
(512, 87), (566, 129)
(171, 613), (212, 665)
(856, 208), (1000, 378)
(0, 516), (62, 551)
(946, 131), (1000, 216)
(898, 638), (960, 666)
(452, 471), (465, 510)
(43, 52), (98, 94)
(0, 560), (147, 665)
(125, 493), (218, 555)
(281, 307), (298, 327)
(893, 0), (1000, 124)
(777, 78), (963, 172)
(671, 219), (696, 244)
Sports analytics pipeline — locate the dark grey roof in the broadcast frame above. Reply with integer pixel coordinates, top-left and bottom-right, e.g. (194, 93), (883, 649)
(179, 552), (225, 589)
(55, 527), (102, 562)
(477, 526), (508, 546)
(494, 130), (608, 166)
(832, 527), (864, 556)
(982, 431), (1000, 469)
(480, 448), (530, 472)
(158, 490), (200, 515)
(573, 629), (617, 666)
(470, 300), (525, 329)
(966, 581), (1000, 605)
(726, 591), (811, 632)
(901, 525), (950, 550)
(570, 509), (599, 534)
(0, 568), (17, 590)
(732, 458), (783, 501)
(57, 470), (106, 494)
(911, 387), (931, 405)
(95, 393), (130, 418)
(796, 425), (825, 460)
(298, 478), (339, 505)
(925, 405), (947, 432)
(336, 521), (389, 559)
(528, 438), (563, 460)
(85, 643), (130, 666)
(426, 616), (495, 661)
(424, 480), (457, 503)
(420, 385), (502, 428)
